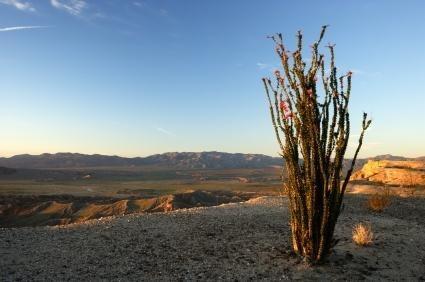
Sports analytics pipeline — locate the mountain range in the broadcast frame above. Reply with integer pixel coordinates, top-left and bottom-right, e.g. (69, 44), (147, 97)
(0, 152), (423, 170)
(0, 152), (282, 169)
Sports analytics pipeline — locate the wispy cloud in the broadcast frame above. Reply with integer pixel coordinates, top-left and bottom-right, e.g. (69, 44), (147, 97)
(0, 0), (35, 12)
(256, 62), (269, 70)
(155, 127), (175, 136)
(159, 8), (168, 17)
(133, 2), (171, 19)
(256, 62), (280, 72)
(349, 141), (382, 149)
(50, 0), (86, 16)
(351, 69), (382, 78)
(133, 1), (145, 8)
(0, 26), (48, 32)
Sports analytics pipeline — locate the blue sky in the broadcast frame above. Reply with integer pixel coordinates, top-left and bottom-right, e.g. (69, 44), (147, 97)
(0, 0), (424, 158)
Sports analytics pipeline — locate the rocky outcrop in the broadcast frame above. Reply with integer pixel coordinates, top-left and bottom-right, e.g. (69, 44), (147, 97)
(351, 160), (425, 186)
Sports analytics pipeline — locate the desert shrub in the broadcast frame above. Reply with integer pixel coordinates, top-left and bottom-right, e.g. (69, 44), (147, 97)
(262, 26), (371, 263)
(352, 223), (374, 246)
(367, 188), (391, 212)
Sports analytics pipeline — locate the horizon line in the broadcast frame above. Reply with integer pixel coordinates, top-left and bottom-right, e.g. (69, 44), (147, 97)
(0, 151), (423, 160)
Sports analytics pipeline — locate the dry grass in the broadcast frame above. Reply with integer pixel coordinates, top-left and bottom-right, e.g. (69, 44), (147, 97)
(352, 223), (374, 246)
(367, 188), (391, 212)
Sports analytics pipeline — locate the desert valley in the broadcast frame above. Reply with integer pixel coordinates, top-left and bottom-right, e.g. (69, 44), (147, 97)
(1, 152), (425, 280)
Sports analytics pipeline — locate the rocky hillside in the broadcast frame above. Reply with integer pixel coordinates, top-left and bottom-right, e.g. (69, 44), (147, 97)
(0, 152), (282, 169)
(351, 160), (425, 186)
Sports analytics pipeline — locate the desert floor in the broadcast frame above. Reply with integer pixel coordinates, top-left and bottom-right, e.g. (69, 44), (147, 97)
(1, 193), (425, 281)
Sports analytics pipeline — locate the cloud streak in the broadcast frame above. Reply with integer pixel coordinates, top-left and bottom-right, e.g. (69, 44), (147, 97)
(133, 1), (145, 8)
(50, 0), (86, 16)
(256, 62), (279, 72)
(0, 0), (35, 12)
(351, 69), (382, 78)
(349, 141), (382, 149)
(0, 26), (48, 32)
(256, 62), (269, 70)
(155, 127), (175, 136)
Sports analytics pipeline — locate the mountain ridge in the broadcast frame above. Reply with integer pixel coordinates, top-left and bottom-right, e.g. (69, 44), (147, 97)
(0, 151), (282, 169)
(0, 152), (423, 170)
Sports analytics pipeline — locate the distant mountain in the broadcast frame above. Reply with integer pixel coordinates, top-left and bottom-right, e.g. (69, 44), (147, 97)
(0, 167), (17, 175)
(0, 152), (421, 170)
(141, 152), (282, 169)
(370, 154), (409, 161)
(0, 152), (282, 169)
(0, 153), (142, 169)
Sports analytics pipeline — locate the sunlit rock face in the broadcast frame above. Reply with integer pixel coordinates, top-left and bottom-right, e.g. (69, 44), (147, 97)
(351, 160), (425, 186)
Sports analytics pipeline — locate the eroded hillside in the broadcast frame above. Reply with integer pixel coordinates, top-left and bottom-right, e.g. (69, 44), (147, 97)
(0, 190), (259, 228)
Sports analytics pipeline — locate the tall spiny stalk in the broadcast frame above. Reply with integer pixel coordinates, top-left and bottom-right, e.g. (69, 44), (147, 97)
(262, 26), (371, 263)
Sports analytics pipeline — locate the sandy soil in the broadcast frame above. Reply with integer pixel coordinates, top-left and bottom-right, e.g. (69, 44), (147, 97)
(1, 193), (425, 281)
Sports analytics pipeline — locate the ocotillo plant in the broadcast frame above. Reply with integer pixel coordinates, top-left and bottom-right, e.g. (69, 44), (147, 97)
(262, 26), (371, 263)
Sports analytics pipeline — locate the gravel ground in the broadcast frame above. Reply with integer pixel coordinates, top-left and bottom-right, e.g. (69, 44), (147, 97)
(1, 194), (425, 281)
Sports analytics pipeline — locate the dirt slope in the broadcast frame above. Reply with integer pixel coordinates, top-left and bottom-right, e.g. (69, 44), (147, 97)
(1, 195), (425, 280)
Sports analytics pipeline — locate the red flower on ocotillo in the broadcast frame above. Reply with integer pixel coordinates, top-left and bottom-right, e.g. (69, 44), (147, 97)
(279, 77), (284, 85)
(307, 88), (313, 97)
(280, 101), (288, 111)
(285, 112), (294, 119)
